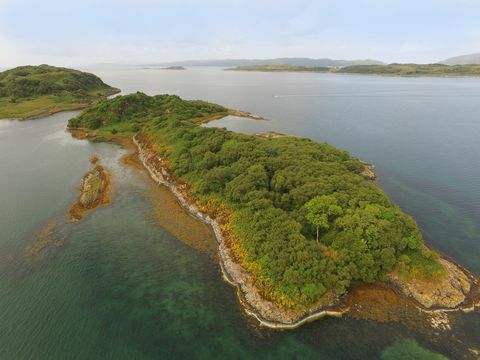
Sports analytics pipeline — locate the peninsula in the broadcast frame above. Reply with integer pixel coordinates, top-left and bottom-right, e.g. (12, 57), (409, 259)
(336, 63), (480, 77)
(68, 92), (479, 327)
(0, 65), (120, 120)
(227, 63), (480, 77)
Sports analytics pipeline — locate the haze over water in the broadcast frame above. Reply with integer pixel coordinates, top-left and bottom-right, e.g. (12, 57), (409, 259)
(1, 68), (479, 358)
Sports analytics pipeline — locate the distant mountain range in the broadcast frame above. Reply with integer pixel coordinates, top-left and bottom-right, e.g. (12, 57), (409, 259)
(440, 52), (480, 65)
(157, 57), (384, 67)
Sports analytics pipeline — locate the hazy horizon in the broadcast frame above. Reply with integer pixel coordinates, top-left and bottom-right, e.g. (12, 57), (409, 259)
(1, 0), (480, 67)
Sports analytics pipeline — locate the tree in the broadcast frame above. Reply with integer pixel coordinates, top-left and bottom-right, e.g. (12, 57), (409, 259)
(305, 195), (342, 242)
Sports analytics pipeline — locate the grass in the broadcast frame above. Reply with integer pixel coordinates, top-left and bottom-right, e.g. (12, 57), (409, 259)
(0, 95), (85, 119)
(95, 121), (138, 136)
(0, 88), (118, 120)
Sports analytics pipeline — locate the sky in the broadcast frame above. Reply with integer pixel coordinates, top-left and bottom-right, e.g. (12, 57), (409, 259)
(1, 0), (480, 67)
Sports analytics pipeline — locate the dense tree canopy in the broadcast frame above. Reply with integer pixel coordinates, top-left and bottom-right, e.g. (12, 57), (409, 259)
(69, 93), (437, 309)
(0, 65), (117, 100)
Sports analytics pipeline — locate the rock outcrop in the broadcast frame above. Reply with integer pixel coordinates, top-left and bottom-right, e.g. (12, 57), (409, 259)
(69, 155), (110, 221)
(389, 258), (473, 309)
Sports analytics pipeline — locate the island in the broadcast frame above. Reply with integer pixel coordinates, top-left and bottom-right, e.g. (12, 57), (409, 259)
(0, 64), (120, 120)
(68, 92), (479, 327)
(162, 66), (186, 70)
(336, 63), (480, 77)
(226, 65), (330, 73)
(227, 63), (480, 77)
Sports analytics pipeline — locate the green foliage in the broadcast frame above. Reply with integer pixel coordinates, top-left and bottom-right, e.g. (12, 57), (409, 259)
(68, 92), (226, 130)
(396, 248), (445, 280)
(228, 63), (480, 77)
(338, 63), (480, 77)
(0, 64), (117, 99)
(228, 65), (330, 73)
(71, 93), (436, 309)
(304, 195), (342, 242)
(0, 65), (119, 119)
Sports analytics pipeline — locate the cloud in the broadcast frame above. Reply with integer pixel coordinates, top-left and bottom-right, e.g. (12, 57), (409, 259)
(1, 0), (480, 66)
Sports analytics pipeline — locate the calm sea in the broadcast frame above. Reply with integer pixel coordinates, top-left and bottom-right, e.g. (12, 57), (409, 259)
(0, 67), (479, 359)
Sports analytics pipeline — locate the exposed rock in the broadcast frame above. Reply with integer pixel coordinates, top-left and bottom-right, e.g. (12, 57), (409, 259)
(389, 258), (471, 309)
(428, 312), (451, 331)
(361, 163), (376, 180)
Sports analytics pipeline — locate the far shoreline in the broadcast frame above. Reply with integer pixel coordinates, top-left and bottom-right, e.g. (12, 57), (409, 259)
(0, 88), (121, 121)
(133, 133), (480, 329)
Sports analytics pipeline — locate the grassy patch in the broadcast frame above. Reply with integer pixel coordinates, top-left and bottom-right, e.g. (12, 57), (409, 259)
(396, 248), (446, 280)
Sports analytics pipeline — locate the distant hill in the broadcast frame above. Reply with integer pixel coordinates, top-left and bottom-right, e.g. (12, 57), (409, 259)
(441, 52), (480, 65)
(337, 63), (480, 77)
(226, 64), (330, 73)
(158, 57), (384, 68)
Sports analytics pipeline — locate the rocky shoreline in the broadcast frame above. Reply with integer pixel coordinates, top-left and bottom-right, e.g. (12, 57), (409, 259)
(68, 155), (110, 221)
(388, 257), (480, 313)
(133, 134), (350, 328)
(132, 133), (480, 329)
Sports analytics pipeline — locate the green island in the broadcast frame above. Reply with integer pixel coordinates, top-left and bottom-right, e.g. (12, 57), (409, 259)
(336, 63), (480, 77)
(226, 64), (330, 73)
(227, 63), (480, 77)
(68, 92), (478, 326)
(0, 65), (119, 119)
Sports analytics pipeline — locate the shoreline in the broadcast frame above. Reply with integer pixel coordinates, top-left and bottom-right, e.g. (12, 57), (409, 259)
(68, 117), (479, 330)
(0, 89), (121, 121)
(0, 105), (86, 121)
(132, 133), (479, 329)
(225, 68), (480, 78)
(132, 135), (347, 328)
(194, 108), (266, 125)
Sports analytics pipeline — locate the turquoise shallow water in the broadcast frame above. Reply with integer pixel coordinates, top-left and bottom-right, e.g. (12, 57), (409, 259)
(1, 69), (479, 358)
